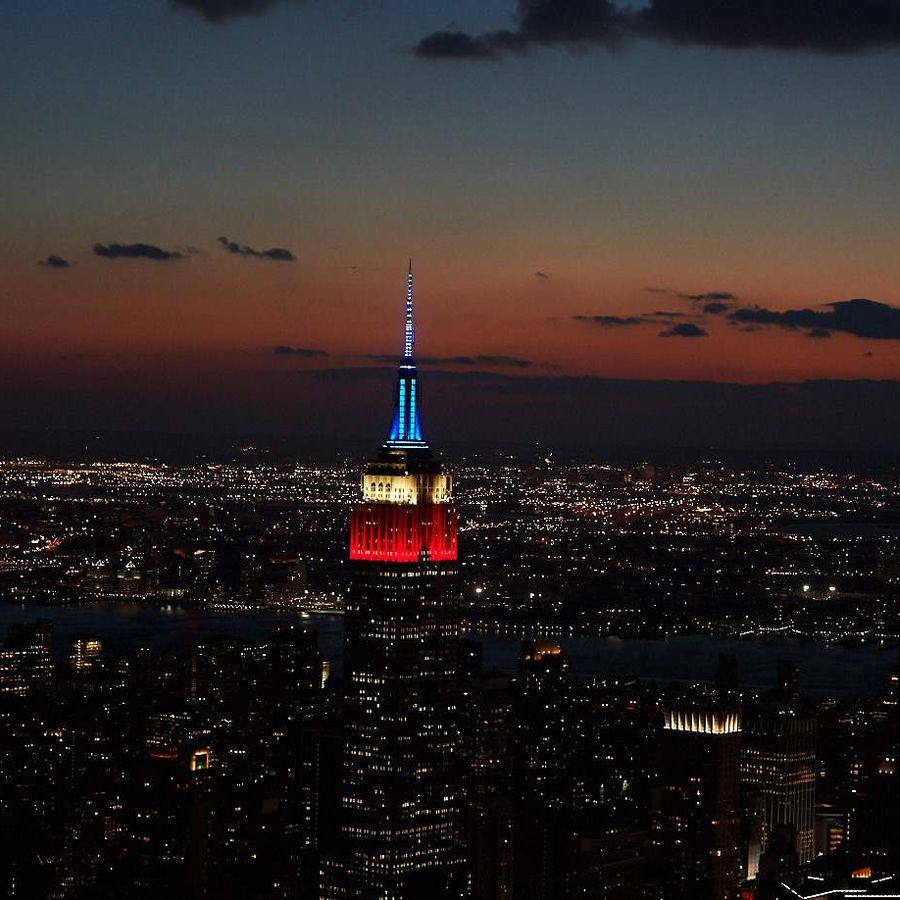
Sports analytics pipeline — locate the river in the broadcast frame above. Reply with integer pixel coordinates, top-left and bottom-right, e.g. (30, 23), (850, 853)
(0, 602), (895, 697)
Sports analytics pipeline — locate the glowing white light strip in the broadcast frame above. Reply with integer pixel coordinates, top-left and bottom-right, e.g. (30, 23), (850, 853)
(663, 709), (741, 734)
(404, 262), (415, 358)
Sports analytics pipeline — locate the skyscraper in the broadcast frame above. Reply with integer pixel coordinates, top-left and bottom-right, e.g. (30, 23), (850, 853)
(339, 264), (465, 898)
(741, 707), (817, 868)
(741, 663), (817, 870)
(511, 641), (573, 900)
(0, 619), (53, 696)
(652, 707), (742, 900)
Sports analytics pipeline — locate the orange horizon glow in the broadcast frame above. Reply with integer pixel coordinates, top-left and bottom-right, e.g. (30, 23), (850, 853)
(4, 247), (900, 388)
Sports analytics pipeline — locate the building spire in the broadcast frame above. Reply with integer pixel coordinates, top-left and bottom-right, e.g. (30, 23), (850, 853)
(385, 261), (427, 450)
(404, 259), (415, 359)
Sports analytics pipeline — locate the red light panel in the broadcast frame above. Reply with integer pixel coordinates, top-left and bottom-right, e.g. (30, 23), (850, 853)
(349, 503), (457, 562)
(149, 749), (178, 760)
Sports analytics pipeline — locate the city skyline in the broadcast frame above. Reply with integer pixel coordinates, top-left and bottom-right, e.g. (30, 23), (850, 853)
(4, 7), (900, 894)
(0, 301), (899, 896)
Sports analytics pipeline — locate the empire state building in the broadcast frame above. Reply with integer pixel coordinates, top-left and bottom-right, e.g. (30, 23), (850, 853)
(339, 263), (466, 898)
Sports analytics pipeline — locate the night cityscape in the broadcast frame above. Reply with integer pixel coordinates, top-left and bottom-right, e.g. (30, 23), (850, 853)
(2, 269), (899, 898)
(6, 1), (900, 898)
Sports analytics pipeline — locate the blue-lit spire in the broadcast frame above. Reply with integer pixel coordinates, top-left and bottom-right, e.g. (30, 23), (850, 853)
(385, 261), (427, 450)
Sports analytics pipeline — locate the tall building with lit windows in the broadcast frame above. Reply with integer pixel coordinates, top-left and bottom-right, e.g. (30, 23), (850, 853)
(740, 705), (816, 868)
(652, 707), (742, 900)
(338, 263), (466, 898)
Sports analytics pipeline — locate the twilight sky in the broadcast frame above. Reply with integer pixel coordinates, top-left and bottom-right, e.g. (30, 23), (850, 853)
(4, 1), (900, 447)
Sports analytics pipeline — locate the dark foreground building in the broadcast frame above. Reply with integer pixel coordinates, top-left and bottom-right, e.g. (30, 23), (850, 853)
(511, 642), (573, 900)
(741, 668), (817, 872)
(336, 264), (466, 898)
(652, 707), (742, 900)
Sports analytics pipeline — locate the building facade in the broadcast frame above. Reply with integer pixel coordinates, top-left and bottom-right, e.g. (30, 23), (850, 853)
(339, 264), (466, 898)
(652, 707), (742, 900)
(741, 706), (817, 868)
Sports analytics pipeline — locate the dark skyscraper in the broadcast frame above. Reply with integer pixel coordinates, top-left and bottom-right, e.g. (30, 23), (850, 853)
(652, 707), (742, 900)
(0, 619), (53, 697)
(511, 641), (573, 900)
(338, 265), (465, 898)
(464, 670), (514, 900)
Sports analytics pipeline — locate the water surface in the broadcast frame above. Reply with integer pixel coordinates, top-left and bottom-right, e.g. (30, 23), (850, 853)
(0, 603), (894, 697)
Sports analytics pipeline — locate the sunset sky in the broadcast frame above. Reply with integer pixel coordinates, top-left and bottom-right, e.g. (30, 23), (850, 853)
(5, 1), (900, 447)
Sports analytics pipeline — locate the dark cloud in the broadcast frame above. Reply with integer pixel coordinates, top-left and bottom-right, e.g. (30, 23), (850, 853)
(171, 0), (306, 23)
(415, 0), (900, 60)
(535, 271), (550, 279)
(93, 242), (182, 261)
(808, 328), (832, 339)
(643, 287), (737, 304)
(362, 353), (541, 369)
(422, 354), (536, 369)
(515, 0), (623, 45)
(636, 0), (900, 53)
(577, 307), (713, 330)
(458, 355), (535, 368)
(273, 345), (327, 357)
(689, 291), (736, 303)
(574, 314), (645, 327)
(729, 298), (900, 340)
(468, 354), (535, 369)
(38, 255), (72, 269)
(703, 301), (730, 315)
(413, 30), (501, 60)
(659, 323), (708, 338)
(218, 236), (295, 262)
(414, 0), (624, 60)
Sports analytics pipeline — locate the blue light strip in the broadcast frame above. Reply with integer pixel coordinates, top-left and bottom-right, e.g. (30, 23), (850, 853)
(409, 379), (419, 440)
